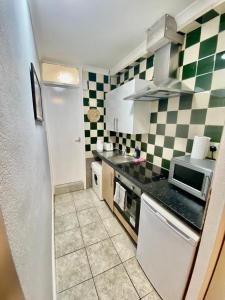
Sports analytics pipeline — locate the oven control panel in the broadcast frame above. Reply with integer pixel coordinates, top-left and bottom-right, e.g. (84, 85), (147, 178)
(115, 171), (141, 197)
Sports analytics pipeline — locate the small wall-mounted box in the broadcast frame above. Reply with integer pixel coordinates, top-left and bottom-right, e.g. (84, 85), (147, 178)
(42, 63), (80, 87)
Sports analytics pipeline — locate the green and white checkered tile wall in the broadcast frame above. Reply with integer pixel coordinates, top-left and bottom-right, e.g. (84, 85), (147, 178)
(110, 9), (225, 170)
(83, 9), (225, 168)
(82, 71), (112, 157)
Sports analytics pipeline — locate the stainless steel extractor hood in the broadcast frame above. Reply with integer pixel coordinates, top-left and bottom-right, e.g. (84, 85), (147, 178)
(124, 15), (194, 101)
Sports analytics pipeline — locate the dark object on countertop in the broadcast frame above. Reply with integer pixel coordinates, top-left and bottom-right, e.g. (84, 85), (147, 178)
(210, 145), (217, 160)
(134, 147), (140, 159)
(126, 146), (130, 154)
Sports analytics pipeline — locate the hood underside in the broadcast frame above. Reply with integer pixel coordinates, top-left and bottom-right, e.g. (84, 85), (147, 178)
(124, 15), (194, 101)
(124, 79), (193, 101)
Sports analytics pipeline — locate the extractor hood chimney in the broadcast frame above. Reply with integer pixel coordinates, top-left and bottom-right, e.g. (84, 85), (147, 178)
(124, 14), (194, 101)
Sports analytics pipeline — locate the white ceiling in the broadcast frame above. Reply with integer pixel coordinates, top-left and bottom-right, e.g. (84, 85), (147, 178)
(29, 0), (195, 70)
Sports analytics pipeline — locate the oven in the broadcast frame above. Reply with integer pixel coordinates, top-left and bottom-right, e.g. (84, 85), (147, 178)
(114, 171), (141, 234)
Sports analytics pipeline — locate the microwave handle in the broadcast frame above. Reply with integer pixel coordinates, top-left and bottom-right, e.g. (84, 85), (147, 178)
(202, 176), (210, 198)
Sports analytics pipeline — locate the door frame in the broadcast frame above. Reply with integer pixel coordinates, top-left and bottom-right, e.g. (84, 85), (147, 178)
(41, 66), (86, 190)
(185, 124), (225, 300)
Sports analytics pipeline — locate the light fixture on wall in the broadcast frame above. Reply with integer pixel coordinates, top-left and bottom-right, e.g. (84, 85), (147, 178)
(221, 53), (225, 60)
(57, 72), (74, 85)
(42, 63), (80, 87)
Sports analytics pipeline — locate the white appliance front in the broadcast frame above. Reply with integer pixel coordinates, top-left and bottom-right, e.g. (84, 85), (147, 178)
(43, 84), (85, 187)
(91, 162), (103, 200)
(137, 193), (199, 300)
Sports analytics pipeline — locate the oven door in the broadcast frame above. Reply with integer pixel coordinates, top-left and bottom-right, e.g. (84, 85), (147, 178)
(114, 177), (140, 234)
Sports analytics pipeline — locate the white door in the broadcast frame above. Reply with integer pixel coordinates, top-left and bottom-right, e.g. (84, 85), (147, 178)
(43, 85), (85, 187)
(115, 81), (134, 134)
(105, 88), (117, 131)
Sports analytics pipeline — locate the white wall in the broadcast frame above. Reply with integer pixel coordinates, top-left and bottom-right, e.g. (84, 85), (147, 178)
(0, 1), (53, 300)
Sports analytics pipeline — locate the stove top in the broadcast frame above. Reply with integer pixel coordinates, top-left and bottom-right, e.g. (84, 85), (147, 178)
(117, 161), (168, 185)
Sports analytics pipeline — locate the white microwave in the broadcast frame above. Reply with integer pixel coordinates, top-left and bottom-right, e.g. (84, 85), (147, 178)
(168, 155), (215, 201)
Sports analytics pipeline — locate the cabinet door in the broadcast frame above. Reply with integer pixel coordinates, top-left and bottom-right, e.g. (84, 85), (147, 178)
(105, 79), (150, 134)
(116, 83), (134, 133)
(105, 89), (117, 131)
(102, 161), (114, 211)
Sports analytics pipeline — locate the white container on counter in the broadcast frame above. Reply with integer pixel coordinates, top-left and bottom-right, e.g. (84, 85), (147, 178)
(104, 142), (113, 151)
(96, 138), (104, 152)
(191, 136), (211, 159)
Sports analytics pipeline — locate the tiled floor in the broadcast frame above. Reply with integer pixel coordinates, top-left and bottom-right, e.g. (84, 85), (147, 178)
(54, 188), (161, 300)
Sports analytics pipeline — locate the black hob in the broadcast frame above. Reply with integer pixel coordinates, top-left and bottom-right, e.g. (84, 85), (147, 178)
(117, 161), (168, 185)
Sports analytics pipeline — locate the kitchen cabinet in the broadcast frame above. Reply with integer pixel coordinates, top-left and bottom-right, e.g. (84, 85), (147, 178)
(105, 78), (151, 134)
(102, 161), (114, 211)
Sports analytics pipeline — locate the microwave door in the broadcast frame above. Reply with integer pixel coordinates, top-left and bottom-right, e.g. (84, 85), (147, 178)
(170, 164), (206, 200)
(173, 165), (205, 191)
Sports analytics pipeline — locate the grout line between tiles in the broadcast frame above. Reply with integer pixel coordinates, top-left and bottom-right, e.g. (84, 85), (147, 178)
(56, 277), (94, 296)
(83, 247), (100, 299)
(92, 261), (123, 279)
(122, 260), (141, 300)
(75, 205), (100, 299)
(109, 232), (141, 299)
(54, 189), (144, 299)
(55, 243), (85, 259)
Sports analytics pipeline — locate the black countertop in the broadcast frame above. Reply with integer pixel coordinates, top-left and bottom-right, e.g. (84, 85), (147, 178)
(93, 150), (206, 232)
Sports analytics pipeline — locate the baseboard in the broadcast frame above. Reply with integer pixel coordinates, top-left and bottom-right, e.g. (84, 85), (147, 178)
(54, 181), (84, 195)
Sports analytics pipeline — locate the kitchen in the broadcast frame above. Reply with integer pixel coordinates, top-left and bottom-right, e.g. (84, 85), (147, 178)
(0, 1), (225, 300)
(56, 5), (224, 298)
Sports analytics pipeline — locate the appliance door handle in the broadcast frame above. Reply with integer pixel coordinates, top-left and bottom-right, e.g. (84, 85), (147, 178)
(116, 118), (118, 131)
(143, 199), (192, 242)
(202, 175), (210, 198)
(113, 118), (115, 131)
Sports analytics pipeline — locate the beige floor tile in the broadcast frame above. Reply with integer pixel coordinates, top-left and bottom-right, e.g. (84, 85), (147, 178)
(55, 199), (75, 217)
(96, 205), (113, 220)
(81, 221), (108, 246)
(55, 193), (73, 205)
(74, 196), (95, 211)
(54, 212), (79, 234)
(77, 207), (101, 227)
(141, 290), (161, 300)
(72, 188), (95, 202)
(111, 232), (136, 262)
(94, 264), (139, 300)
(55, 228), (84, 258)
(57, 279), (98, 300)
(92, 191), (107, 207)
(124, 257), (153, 298)
(86, 238), (121, 276)
(92, 194), (106, 208)
(103, 217), (124, 237)
(56, 249), (92, 292)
